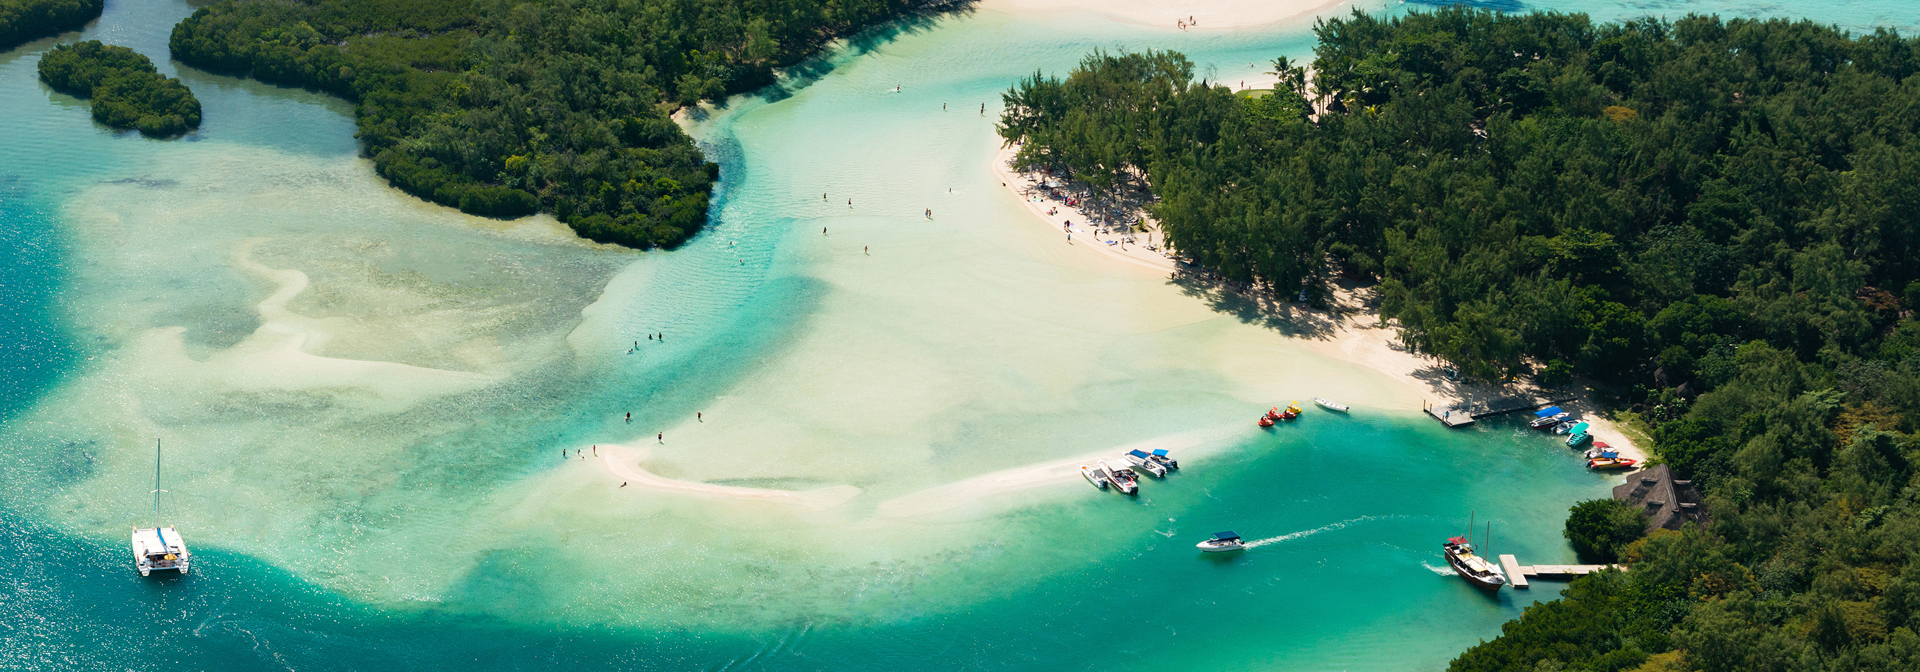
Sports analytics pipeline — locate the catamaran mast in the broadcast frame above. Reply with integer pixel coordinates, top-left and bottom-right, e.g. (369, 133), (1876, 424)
(152, 438), (162, 530)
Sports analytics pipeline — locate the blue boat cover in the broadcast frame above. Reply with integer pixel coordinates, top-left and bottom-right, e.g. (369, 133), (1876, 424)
(1213, 531), (1240, 540)
(1151, 449), (1170, 457)
(1534, 406), (1562, 417)
(1599, 451), (1619, 459)
(1127, 449), (1151, 459)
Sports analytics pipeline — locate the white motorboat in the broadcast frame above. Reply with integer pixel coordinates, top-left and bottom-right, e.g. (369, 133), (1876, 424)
(1123, 450), (1167, 477)
(1147, 448), (1179, 470)
(1197, 531), (1246, 552)
(1313, 397), (1349, 413)
(1081, 464), (1109, 490)
(131, 439), (190, 577)
(1098, 460), (1138, 495)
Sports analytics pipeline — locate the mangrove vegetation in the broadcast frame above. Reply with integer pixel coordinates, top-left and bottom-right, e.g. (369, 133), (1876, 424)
(169, 0), (924, 248)
(38, 40), (201, 137)
(1000, 10), (1920, 671)
(0, 0), (99, 50)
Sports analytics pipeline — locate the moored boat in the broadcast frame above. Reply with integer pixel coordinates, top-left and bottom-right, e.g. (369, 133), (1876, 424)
(1081, 464), (1109, 490)
(1197, 531), (1246, 552)
(1444, 535), (1507, 590)
(1529, 407), (1567, 429)
(1148, 448), (1179, 470)
(1588, 457), (1638, 470)
(1553, 419), (1578, 434)
(132, 439), (190, 577)
(1313, 397), (1349, 413)
(1098, 460), (1138, 495)
(1123, 449), (1168, 477)
(1567, 422), (1593, 447)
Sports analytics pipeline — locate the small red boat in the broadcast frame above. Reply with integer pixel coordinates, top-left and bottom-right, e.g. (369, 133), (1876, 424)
(1258, 416), (1275, 428)
(1587, 457), (1638, 470)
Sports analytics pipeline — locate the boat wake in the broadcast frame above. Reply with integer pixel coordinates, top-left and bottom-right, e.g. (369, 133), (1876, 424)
(1242, 515), (1395, 549)
(1423, 563), (1458, 576)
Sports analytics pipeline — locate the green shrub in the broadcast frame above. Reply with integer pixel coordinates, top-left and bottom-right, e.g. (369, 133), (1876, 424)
(0, 0), (101, 50)
(38, 40), (200, 138)
(1564, 498), (1649, 563)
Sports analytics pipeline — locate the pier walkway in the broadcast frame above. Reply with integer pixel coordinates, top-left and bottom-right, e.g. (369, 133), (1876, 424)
(1425, 396), (1575, 428)
(1498, 554), (1621, 589)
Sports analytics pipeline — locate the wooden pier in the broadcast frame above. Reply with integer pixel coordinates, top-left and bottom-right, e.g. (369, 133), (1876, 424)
(1497, 554), (1621, 589)
(1425, 396), (1575, 428)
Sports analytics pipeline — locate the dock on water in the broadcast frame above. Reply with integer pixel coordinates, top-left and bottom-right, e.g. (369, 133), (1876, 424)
(1424, 396), (1575, 428)
(1497, 554), (1621, 589)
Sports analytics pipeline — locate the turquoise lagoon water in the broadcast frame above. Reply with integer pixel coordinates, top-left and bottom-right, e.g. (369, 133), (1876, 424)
(1, 0), (1911, 670)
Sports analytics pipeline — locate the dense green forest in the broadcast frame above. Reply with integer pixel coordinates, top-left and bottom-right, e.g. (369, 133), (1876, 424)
(38, 40), (202, 137)
(169, 0), (923, 247)
(0, 0), (99, 50)
(1000, 10), (1920, 671)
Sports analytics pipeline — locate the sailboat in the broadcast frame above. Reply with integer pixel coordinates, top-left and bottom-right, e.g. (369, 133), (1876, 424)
(1443, 512), (1506, 590)
(131, 439), (191, 577)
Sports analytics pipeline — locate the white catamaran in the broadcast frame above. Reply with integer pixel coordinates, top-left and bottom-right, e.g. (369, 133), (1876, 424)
(131, 439), (190, 577)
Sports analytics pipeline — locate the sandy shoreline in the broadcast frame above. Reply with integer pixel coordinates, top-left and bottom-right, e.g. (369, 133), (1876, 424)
(989, 145), (1650, 467)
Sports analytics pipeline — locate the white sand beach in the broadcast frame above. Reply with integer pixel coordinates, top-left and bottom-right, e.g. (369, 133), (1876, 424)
(989, 144), (1651, 465)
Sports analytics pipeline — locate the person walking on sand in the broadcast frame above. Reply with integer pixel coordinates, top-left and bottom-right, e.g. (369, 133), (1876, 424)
(658, 433), (663, 443)
(943, 103), (947, 111)
(592, 445), (598, 456)
(621, 482), (628, 487)
(823, 226), (828, 235)
(697, 412), (703, 422)
(864, 246), (868, 255)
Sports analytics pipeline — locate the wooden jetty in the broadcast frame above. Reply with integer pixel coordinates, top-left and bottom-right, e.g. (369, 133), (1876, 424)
(1498, 554), (1621, 589)
(1424, 396), (1575, 428)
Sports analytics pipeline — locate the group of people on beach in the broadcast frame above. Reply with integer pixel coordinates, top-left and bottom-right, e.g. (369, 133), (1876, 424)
(1177, 15), (1196, 29)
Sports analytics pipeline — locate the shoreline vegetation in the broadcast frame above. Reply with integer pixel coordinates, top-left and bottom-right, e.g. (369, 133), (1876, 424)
(999, 9), (1920, 671)
(37, 40), (202, 137)
(0, 0), (100, 50)
(167, 0), (942, 248)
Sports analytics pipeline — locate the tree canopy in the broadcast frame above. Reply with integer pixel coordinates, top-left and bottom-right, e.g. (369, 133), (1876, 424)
(0, 0), (100, 50)
(1001, 10), (1920, 671)
(38, 40), (202, 137)
(169, 0), (921, 247)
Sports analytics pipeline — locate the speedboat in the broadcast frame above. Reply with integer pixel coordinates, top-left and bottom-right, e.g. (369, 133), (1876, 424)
(1588, 457), (1638, 470)
(1584, 442), (1614, 459)
(1098, 460), (1138, 495)
(1552, 420), (1577, 434)
(1531, 411), (1569, 430)
(1148, 448), (1179, 470)
(1081, 465), (1109, 490)
(1197, 531), (1246, 552)
(1313, 397), (1349, 413)
(1567, 431), (1593, 447)
(1124, 449), (1168, 477)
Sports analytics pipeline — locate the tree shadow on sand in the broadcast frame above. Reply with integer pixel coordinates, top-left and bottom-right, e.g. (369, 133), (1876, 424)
(1166, 272), (1356, 341)
(688, 0), (981, 119)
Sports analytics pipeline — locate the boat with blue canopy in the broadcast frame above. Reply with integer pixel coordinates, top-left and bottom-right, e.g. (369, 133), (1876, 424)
(1196, 531), (1245, 552)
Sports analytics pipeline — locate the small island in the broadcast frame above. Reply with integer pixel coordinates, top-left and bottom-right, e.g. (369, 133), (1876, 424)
(0, 0), (101, 50)
(38, 40), (201, 137)
(168, 0), (922, 248)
